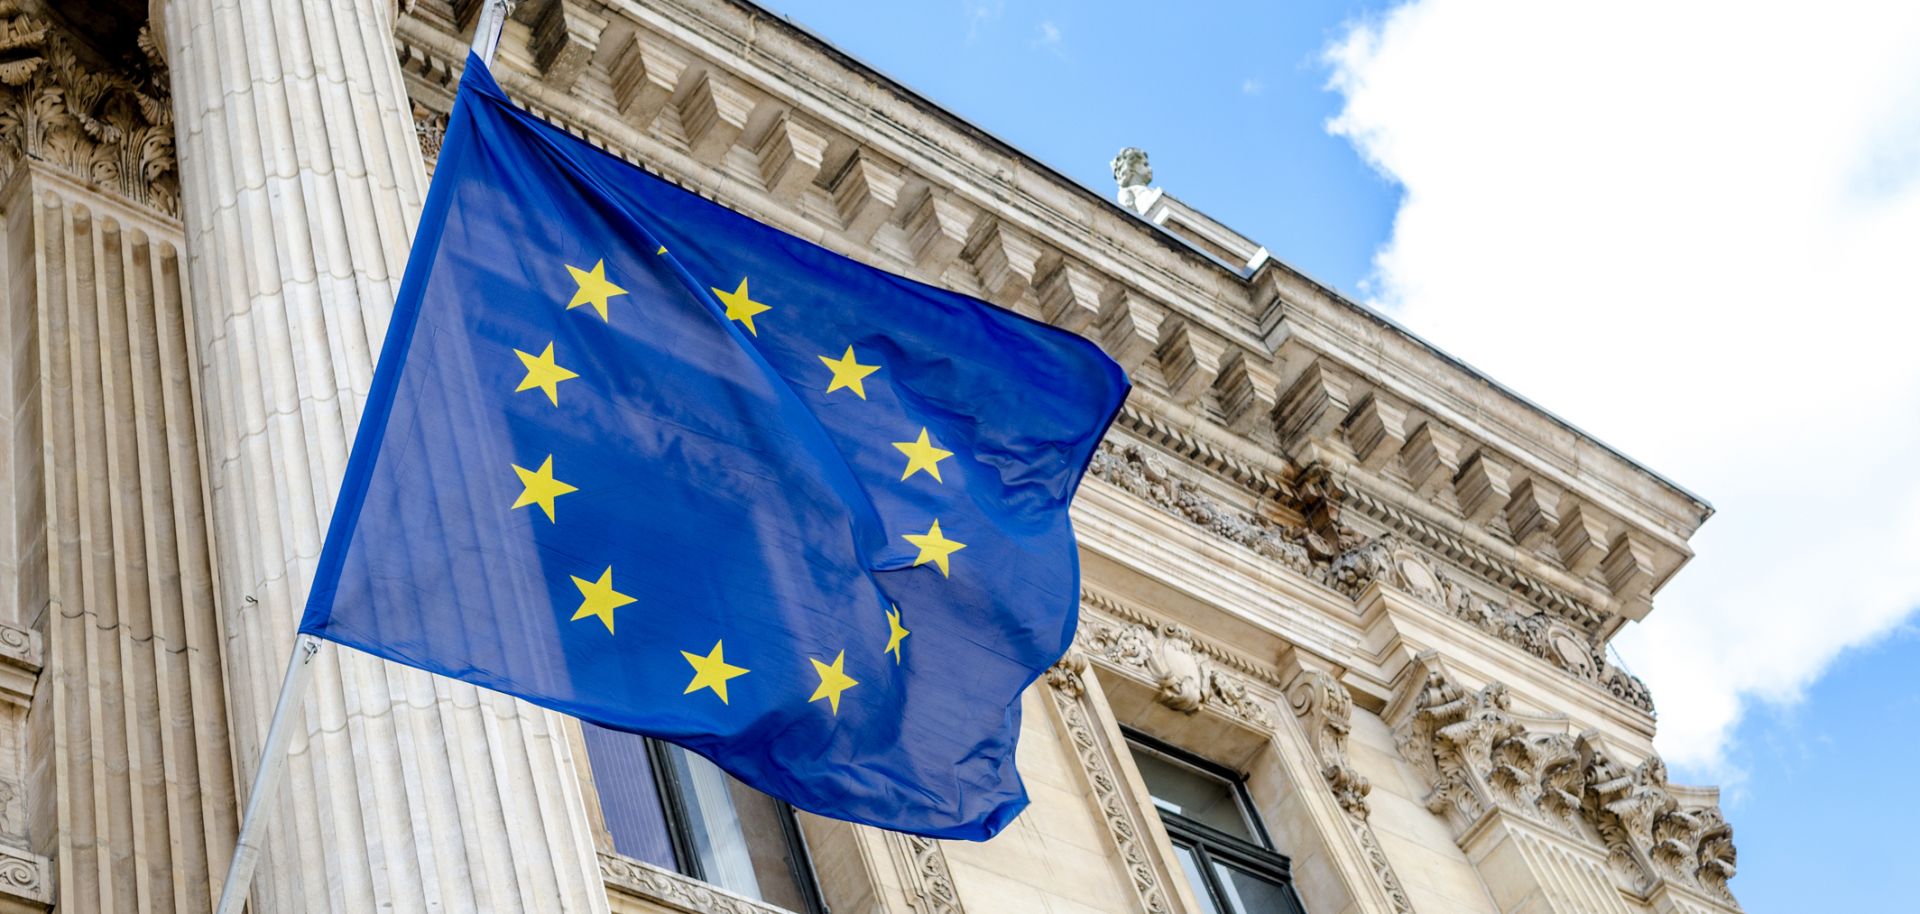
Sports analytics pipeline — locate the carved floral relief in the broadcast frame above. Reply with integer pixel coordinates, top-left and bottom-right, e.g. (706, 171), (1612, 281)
(0, 6), (177, 215)
(1395, 666), (1738, 906)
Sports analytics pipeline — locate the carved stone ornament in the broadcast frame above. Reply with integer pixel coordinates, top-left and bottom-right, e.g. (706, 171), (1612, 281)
(0, 7), (178, 215)
(0, 843), (49, 906)
(1287, 671), (1371, 819)
(414, 100), (449, 166)
(1581, 742), (1739, 903)
(1088, 441), (1363, 580)
(1396, 666), (1738, 906)
(600, 851), (792, 914)
(1079, 614), (1273, 729)
(1334, 537), (1657, 714)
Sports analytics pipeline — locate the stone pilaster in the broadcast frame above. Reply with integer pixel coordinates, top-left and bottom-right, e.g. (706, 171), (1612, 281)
(152, 2), (606, 911)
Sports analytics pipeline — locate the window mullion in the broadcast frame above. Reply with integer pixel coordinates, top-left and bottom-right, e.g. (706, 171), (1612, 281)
(645, 738), (705, 882)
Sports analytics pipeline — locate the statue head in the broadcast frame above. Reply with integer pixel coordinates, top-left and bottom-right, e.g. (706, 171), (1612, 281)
(1110, 147), (1152, 189)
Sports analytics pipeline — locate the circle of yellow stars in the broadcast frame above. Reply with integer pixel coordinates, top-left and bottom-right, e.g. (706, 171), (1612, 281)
(504, 254), (973, 717)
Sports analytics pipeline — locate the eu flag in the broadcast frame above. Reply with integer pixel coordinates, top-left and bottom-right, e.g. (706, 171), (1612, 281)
(299, 56), (1128, 840)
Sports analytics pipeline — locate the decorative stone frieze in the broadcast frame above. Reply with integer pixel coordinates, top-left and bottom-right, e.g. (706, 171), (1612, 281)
(600, 852), (790, 914)
(1395, 665), (1738, 907)
(1088, 441), (1325, 577)
(0, 10), (176, 215)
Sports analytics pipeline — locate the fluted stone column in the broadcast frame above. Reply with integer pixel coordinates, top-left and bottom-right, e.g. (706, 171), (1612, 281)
(153, 1), (608, 910)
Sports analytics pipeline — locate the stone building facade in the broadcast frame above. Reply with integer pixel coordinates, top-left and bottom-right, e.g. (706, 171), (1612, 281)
(0, 0), (1741, 912)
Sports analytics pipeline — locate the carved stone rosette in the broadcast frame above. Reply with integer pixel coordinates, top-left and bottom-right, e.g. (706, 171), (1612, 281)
(0, 6), (177, 215)
(1395, 666), (1738, 907)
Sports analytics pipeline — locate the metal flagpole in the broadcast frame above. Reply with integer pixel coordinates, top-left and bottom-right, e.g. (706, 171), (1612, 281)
(210, 4), (515, 912)
(212, 634), (321, 914)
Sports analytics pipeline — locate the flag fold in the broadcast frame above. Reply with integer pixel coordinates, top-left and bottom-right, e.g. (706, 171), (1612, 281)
(301, 55), (1129, 840)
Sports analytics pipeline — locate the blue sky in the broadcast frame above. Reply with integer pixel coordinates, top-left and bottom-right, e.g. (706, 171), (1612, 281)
(755, 2), (1920, 911)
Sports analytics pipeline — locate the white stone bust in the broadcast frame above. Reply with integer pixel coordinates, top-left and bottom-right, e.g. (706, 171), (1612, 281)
(1111, 147), (1152, 212)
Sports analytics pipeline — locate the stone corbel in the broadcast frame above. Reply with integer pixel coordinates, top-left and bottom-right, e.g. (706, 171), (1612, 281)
(1095, 283), (1164, 373)
(1344, 394), (1409, 473)
(1504, 476), (1562, 550)
(1554, 503), (1613, 578)
(529, 0), (605, 90)
(900, 190), (977, 272)
(609, 29), (690, 127)
(1283, 665), (1370, 819)
(1211, 350), (1280, 436)
(1274, 360), (1353, 458)
(1579, 737), (1739, 905)
(961, 218), (1044, 311)
(755, 112), (829, 201)
(1600, 532), (1656, 621)
(1034, 257), (1103, 335)
(676, 68), (761, 163)
(1399, 421), (1463, 497)
(1152, 319), (1227, 406)
(1452, 450), (1513, 526)
(828, 150), (906, 243)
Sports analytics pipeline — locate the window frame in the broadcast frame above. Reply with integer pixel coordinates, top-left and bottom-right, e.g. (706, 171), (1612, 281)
(635, 737), (831, 914)
(1123, 729), (1307, 914)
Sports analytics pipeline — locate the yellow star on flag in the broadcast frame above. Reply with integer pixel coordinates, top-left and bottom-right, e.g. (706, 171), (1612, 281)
(510, 455), (577, 522)
(682, 640), (750, 704)
(818, 346), (881, 399)
(711, 277), (772, 335)
(809, 650), (859, 714)
(884, 606), (910, 664)
(892, 428), (953, 482)
(903, 520), (967, 577)
(570, 566), (637, 634)
(565, 259), (627, 321)
(514, 342), (579, 405)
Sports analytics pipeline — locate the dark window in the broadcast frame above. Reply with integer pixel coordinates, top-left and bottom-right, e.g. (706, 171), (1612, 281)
(581, 724), (826, 913)
(1126, 731), (1308, 914)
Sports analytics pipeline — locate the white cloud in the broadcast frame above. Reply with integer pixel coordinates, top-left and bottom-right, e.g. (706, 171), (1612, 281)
(962, 0), (1004, 42)
(1324, 0), (1920, 775)
(1032, 20), (1066, 57)
(1242, 77), (1265, 96)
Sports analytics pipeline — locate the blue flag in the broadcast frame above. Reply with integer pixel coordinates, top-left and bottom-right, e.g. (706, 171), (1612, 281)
(299, 57), (1128, 840)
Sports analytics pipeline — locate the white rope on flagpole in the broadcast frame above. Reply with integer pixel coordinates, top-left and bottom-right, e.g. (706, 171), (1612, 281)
(210, 5), (515, 913)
